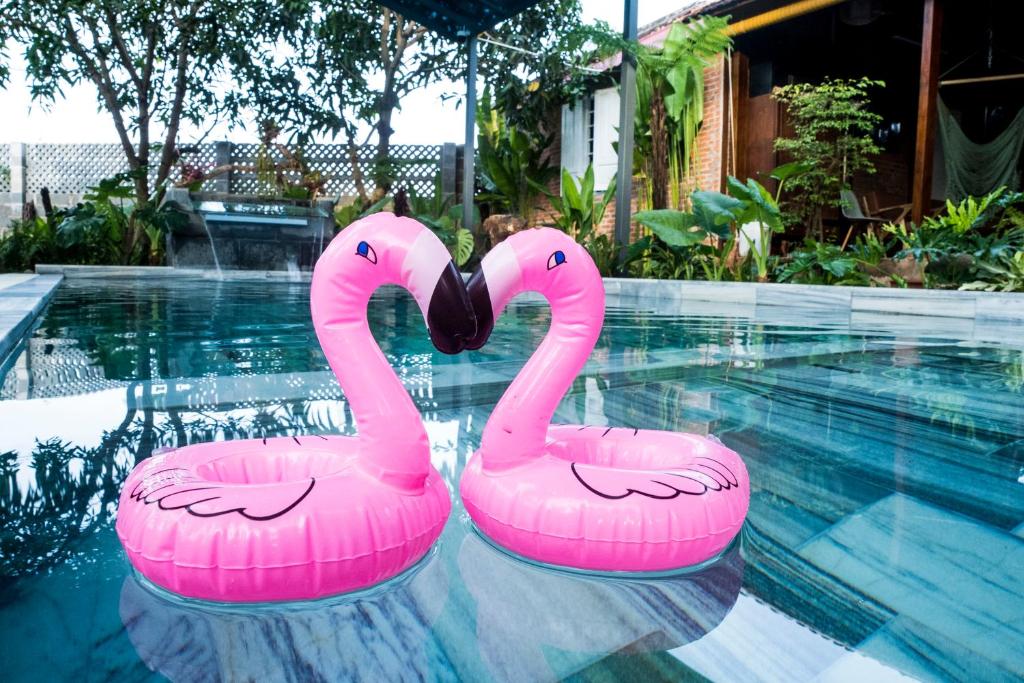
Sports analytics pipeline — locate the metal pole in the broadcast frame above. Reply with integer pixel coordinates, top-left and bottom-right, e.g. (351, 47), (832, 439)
(462, 35), (478, 232)
(614, 0), (638, 257)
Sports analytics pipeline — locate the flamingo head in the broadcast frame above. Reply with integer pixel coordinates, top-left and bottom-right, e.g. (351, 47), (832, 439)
(465, 227), (604, 350)
(317, 212), (476, 354)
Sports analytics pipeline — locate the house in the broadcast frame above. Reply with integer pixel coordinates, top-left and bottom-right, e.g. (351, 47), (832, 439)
(553, 0), (1024, 233)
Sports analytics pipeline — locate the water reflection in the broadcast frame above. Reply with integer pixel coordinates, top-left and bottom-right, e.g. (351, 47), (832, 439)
(0, 383), (354, 582)
(458, 529), (744, 682)
(120, 551), (451, 682)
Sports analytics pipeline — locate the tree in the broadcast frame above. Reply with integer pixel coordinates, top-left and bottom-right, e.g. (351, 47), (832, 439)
(633, 17), (731, 210)
(0, 0), (296, 254)
(772, 77), (884, 237)
(245, 0), (613, 204)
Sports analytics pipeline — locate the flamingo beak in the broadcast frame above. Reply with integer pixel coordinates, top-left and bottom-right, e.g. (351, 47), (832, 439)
(426, 260), (476, 354)
(464, 266), (494, 351)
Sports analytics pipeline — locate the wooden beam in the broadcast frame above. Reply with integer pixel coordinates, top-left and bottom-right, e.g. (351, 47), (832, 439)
(911, 0), (943, 224)
(727, 51), (750, 184)
(940, 72), (1024, 87)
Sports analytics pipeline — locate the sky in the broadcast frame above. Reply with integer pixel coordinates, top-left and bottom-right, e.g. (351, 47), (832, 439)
(0, 1), (678, 146)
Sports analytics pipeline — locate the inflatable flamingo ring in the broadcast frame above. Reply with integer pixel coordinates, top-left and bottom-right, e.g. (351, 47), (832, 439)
(461, 228), (750, 572)
(116, 213), (475, 602)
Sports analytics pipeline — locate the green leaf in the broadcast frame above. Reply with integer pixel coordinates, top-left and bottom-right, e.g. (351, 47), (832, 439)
(561, 168), (583, 213)
(452, 228), (474, 267)
(767, 161), (812, 184)
(690, 190), (742, 238)
(633, 209), (709, 247)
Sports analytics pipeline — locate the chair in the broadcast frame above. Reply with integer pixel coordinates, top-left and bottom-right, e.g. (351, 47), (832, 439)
(838, 189), (908, 250)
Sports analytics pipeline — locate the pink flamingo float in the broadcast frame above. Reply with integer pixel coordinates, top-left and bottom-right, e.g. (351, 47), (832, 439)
(116, 213), (475, 602)
(461, 228), (750, 572)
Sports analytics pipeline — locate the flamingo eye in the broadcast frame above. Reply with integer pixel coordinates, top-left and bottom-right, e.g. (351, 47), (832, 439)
(355, 241), (377, 264)
(547, 250), (566, 270)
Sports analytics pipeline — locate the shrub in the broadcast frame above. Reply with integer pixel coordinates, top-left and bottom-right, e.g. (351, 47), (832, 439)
(541, 166), (618, 275)
(0, 170), (185, 271)
(883, 188), (1024, 290)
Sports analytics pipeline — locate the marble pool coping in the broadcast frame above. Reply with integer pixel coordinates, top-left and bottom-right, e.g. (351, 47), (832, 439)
(0, 273), (63, 366)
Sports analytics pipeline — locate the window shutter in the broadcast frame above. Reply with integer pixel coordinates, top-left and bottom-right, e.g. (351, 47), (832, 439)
(560, 100), (586, 183)
(592, 87), (620, 191)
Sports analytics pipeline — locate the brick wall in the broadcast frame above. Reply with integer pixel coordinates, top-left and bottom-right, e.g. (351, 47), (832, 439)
(692, 55), (726, 194)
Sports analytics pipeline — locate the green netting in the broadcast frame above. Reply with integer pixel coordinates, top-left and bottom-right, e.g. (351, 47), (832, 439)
(938, 97), (1024, 201)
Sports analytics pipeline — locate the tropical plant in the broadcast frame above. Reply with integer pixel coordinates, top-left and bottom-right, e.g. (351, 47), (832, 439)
(0, 217), (60, 272)
(630, 197), (735, 281)
(407, 186), (476, 268)
(0, 173), (184, 270)
(59, 170), (186, 265)
(631, 175), (789, 282)
(882, 187), (1024, 288)
(726, 177), (784, 281)
(541, 166), (618, 274)
(772, 78), (884, 236)
(333, 195), (392, 231)
(775, 239), (874, 286)
(633, 16), (731, 209)
(963, 251), (1024, 292)
(476, 90), (557, 223)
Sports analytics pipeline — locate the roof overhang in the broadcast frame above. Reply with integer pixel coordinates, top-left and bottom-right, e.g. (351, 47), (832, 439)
(378, 1), (545, 40)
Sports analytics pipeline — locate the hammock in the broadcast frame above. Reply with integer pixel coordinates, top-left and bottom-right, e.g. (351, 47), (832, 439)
(937, 97), (1024, 200)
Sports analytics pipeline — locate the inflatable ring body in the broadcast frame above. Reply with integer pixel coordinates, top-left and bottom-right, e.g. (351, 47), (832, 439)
(461, 228), (750, 572)
(115, 213), (474, 602)
(461, 426), (748, 571)
(116, 436), (451, 602)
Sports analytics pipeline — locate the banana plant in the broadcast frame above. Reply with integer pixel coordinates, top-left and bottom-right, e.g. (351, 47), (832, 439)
(476, 90), (557, 224)
(633, 16), (731, 208)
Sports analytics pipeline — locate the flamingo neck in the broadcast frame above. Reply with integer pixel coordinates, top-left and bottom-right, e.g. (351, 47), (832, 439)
(480, 279), (605, 470)
(311, 261), (429, 492)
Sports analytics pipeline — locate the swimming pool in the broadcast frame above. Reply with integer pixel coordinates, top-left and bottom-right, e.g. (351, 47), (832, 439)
(1, 278), (1021, 681)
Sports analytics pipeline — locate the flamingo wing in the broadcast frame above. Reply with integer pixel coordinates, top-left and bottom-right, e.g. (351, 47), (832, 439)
(570, 457), (739, 500)
(128, 468), (316, 521)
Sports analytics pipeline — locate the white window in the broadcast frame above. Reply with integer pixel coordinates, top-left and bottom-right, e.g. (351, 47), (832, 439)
(560, 87), (619, 192)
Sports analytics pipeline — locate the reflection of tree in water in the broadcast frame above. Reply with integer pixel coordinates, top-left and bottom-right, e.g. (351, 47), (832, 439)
(32, 280), (324, 382)
(0, 386), (346, 586)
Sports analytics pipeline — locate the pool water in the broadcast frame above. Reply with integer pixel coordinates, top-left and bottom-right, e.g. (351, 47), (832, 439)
(0, 278), (1021, 682)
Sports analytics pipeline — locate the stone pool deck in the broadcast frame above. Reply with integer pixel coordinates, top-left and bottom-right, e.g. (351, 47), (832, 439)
(0, 273), (62, 366)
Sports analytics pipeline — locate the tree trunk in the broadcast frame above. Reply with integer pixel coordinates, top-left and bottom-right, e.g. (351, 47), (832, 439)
(649, 91), (669, 210)
(371, 91), (395, 201)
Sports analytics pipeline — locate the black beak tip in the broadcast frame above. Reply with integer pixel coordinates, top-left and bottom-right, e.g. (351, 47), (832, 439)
(426, 261), (476, 355)
(463, 268), (494, 351)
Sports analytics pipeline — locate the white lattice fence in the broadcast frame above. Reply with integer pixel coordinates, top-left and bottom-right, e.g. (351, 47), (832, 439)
(26, 144), (133, 194)
(24, 143), (225, 195)
(0, 145), (10, 192)
(20, 141), (443, 198)
(223, 143), (442, 196)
